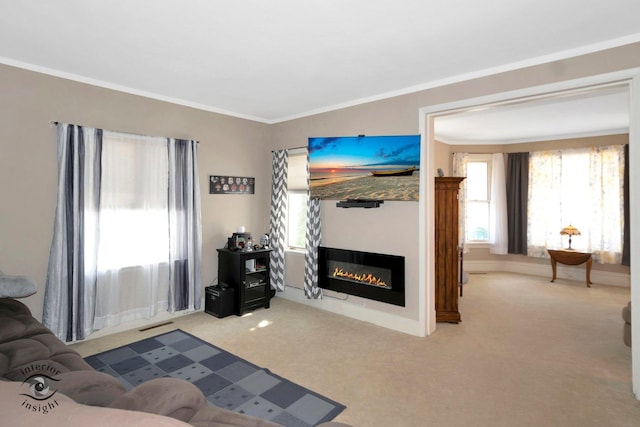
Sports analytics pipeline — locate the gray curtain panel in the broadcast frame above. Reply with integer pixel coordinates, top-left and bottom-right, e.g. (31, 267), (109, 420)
(168, 138), (202, 312)
(269, 150), (288, 291)
(304, 148), (322, 299)
(622, 144), (630, 266)
(44, 123), (102, 342)
(506, 152), (529, 255)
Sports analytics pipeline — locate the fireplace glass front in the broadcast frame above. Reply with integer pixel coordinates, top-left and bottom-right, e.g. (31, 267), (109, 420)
(318, 246), (405, 306)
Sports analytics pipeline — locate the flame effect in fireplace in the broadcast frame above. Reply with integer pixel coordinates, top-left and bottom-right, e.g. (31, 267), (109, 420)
(332, 267), (389, 288)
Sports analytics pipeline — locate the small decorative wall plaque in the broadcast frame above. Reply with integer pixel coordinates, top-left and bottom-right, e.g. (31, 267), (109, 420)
(209, 175), (255, 195)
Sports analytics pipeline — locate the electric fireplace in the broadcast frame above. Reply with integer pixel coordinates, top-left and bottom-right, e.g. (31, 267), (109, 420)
(318, 246), (405, 306)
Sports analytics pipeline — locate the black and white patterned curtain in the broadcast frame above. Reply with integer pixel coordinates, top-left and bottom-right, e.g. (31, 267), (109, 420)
(304, 149), (322, 299)
(269, 150), (288, 291)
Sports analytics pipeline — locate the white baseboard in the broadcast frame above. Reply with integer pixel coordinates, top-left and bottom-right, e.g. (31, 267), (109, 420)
(464, 260), (630, 287)
(77, 305), (204, 342)
(276, 286), (424, 337)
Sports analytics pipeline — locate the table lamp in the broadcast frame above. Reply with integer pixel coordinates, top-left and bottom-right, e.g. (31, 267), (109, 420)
(560, 225), (580, 250)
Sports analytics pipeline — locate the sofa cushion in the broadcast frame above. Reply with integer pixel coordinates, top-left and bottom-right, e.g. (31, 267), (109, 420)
(0, 298), (94, 379)
(0, 271), (37, 299)
(0, 297), (43, 343)
(109, 378), (207, 422)
(55, 370), (128, 406)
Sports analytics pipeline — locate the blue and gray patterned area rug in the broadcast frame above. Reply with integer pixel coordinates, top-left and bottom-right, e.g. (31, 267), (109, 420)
(84, 329), (345, 426)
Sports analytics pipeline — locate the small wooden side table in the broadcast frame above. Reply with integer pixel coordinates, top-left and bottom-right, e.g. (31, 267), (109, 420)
(547, 249), (593, 287)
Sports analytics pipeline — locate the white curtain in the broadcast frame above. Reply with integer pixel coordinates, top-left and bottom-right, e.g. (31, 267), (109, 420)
(452, 153), (468, 249)
(587, 145), (625, 263)
(527, 151), (562, 257)
(489, 153), (508, 254)
(527, 145), (624, 263)
(93, 131), (170, 330)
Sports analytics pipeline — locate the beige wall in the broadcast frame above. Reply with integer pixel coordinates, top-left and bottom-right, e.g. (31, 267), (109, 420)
(0, 63), (273, 321)
(448, 133), (629, 155)
(2, 41), (640, 331)
(434, 140), (451, 175)
(270, 113), (423, 323)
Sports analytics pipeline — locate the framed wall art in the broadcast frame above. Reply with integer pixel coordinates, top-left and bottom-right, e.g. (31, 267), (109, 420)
(308, 134), (420, 201)
(209, 175), (255, 195)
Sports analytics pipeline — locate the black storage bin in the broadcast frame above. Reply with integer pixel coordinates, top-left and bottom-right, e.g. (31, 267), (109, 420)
(204, 285), (235, 318)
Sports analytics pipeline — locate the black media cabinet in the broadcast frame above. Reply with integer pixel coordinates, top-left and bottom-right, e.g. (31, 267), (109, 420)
(216, 248), (272, 315)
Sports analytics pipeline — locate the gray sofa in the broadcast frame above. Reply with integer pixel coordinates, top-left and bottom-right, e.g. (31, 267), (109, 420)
(0, 297), (348, 426)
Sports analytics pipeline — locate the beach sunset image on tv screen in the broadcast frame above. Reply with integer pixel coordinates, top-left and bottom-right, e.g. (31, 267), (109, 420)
(308, 135), (421, 201)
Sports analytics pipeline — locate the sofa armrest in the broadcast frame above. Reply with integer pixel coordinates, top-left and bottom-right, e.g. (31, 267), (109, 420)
(109, 377), (207, 422)
(56, 370), (127, 406)
(0, 380), (191, 427)
(189, 404), (283, 427)
(189, 407), (352, 427)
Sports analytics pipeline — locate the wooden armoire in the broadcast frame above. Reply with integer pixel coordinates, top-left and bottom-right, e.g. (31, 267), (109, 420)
(435, 177), (465, 323)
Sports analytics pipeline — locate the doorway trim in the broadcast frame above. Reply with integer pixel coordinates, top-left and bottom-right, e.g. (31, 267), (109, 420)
(418, 68), (640, 398)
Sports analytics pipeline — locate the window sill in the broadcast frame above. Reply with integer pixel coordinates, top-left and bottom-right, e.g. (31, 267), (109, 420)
(465, 242), (491, 249)
(286, 248), (306, 255)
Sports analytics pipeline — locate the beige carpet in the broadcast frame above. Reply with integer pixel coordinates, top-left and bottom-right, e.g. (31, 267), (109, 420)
(71, 272), (640, 426)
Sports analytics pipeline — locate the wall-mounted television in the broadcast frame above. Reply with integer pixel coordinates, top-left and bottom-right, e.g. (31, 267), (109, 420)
(308, 134), (420, 201)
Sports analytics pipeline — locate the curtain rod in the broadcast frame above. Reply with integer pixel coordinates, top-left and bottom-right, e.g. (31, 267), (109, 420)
(49, 121), (198, 143)
(272, 146), (307, 152)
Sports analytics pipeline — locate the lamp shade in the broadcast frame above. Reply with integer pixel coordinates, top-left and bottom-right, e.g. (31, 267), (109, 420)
(560, 225), (581, 236)
(560, 225), (580, 250)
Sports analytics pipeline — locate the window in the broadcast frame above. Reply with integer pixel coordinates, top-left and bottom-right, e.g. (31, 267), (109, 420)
(287, 151), (308, 250)
(287, 192), (307, 249)
(453, 153), (495, 244)
(460, 154), (492, 243)
(527, 145), (624, 263)
(45, 124), (202, 340)
(97, 132), (170, 271)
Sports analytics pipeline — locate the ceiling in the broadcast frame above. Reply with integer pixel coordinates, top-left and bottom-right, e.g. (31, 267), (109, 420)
(1, 1), (639, 138)
(434, 85), (630, 144)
